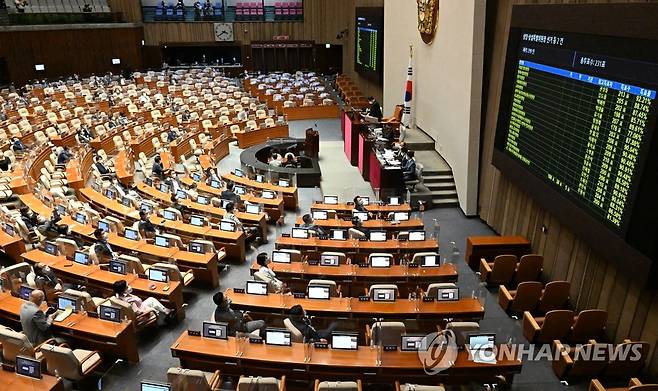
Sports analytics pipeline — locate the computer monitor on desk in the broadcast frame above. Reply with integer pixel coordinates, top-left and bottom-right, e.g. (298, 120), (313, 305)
(246, 280), (268, 295)
(255, 174), (264, 183)
(278, 179), (290, 187)
(369, 231), (387, 242)
(331, 332), (358, 350)
(16, 356), (41, 379)
(372, 287), (396, 302)
(219, 220), (236, 232)
(19, 285), (34, 300)
(291, 228), (309, 239)
(393, 212), (409, 221)
(307, 285), (330, 300)
(98, 220), (110, 232)
(234, 186), (246, 195)
(265, 328), (291, 346)
(99, 305), (121, 323)
(272, 251), (291, 264)
(245, 204), (260, 214)
(234, 168), (244, 177)
(73, 251), (89, 265)
(312, 210), (328, 220)
(124, 228), (139, 241)
(148, 268), (168, 283)
(162, 210), (176, 221)
(401, 335), (427, 351)
(141, 381), (171, 391)
(176, 190), (187, 200)
(353, 211), (368, 221)
(370, 255), (391, 268)
(3, 223), (15, 236)
(197, 195), (209, 205)
(159, 183), (170, 193)
(74, 212), (87, 224)
(323, 195), (338, 205)
(154, 235), (169, 247)
(388, 196), (401, 206)
(437, 287), (459, 301)
(58, 295), (79, 312)
(261, 190), (276, 199)
(188, 241), (205, 254)
(421, 254), (439, 267)
(320, 254), (339, 266)
(190, 215), (205, 227)
(408, 231), (426, 241)
(202, 321), (228, 340)
(44, 241), (58, 256)
(330, 229), (347, 240)
(109, 259), (127, 274)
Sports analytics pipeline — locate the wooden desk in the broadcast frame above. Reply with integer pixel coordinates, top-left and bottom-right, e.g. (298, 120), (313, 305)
(181, 177), (285, 222)
(21, 249), (185, 318)
(223, 172), (298, 211)
(0, 367), (64, 391)
(282, 104), (340, 121)
(275, 237), (438, 262)
(114, 150), (134, 186)
(465, 236), (531, 270)
(0, 292), (140, 363)
(249, 262), (457, 296)
(311, 202), (412, 217)
(235, 124), (289, 149)
(294, 217), (424, 232)
(0, 230), (27, 262)
(171, 334), (522, 384)
(136, 182), (268, 238)
(224, 288), (483, 320)
(18, 194), (222, 287)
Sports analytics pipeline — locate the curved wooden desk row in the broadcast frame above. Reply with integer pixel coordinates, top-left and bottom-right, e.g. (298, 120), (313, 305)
(235, 124), (290, 149)
(224, 289), (484, 320)
(275, 237), (439, 261)
(181, 177), (285, 222)
(136, 182), (268, 239)
(294, 217), (425, 232)
(78, 187), (246, 262)
(311, 202), (412, 216)
(21, 249), (185, 317)
(0, 292), (140, 363)
(249, 261), (457, 283)
(0, 368), (63, 391)
(222, 172), (298, 210)
(171, 334), (522, 384)
(18, 194), (222, 287)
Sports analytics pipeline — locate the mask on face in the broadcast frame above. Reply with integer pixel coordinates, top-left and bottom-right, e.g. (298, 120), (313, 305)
(125, 286), (133, 295)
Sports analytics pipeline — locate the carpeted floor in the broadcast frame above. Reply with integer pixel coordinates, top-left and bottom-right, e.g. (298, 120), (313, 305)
(76, 118), (587, 391)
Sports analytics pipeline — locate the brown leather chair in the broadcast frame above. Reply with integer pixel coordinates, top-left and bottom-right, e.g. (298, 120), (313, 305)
(569, 309), (607, 343)
(553, 339), (608, 379)
(602, 340), (649, 378)
(590, 378), (658, 391)
(167, 367), (222, 391)
(499, 281), (543, 314)
(39, 344), (103, 382)
(365, 321), (406, 346)
(515, 254), (543, 283)
(537, 281), (571, 313)
(479, 255), (517, 285)
(523, 309), (574, 344)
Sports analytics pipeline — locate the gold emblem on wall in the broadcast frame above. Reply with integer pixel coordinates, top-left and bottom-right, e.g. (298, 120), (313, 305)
(416, 0), (439, 44)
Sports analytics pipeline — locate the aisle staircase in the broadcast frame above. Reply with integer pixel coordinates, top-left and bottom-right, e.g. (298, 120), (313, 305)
(404, 127), (459, 209)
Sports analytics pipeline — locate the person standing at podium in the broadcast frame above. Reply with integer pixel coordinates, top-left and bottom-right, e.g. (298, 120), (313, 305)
(367, 96), (383, 121)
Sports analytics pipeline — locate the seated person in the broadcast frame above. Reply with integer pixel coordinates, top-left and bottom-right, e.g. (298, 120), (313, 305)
(78, 126), (93, 144)
(138, 210), (157, 239)
(283, 152), (298, 168)
(186, 182), (199, 201)
(33, 263), (62, 293)
(93, 155), (113, 176)
(57, 146), (73, 165)
(93, 228), (117, 260)
(205, 167), (222, 186)
(11, 137), (26, 152)
(112, 280), (175, 322)
(20, 206), (39, 229)
(366, 96), (383, 121)
(220, 182), (241, 205)
(268, 153), (283, 167)
(353, 196), (367, 212)
(167, 127), (178, 143)
(225, 202), (261, 244)
(351, 216), (370, 237)
(403, 150), (417, 181)
(289, 304), (337, 343)
(170, 194), (188, 218)
(37, 210), (68, 239)
(0, 154), (11, 171)
(256, 252), (288, 293)
(152, 155), (165, 180)
(300, 214), (326, 236)
(213, 291), (265, 337)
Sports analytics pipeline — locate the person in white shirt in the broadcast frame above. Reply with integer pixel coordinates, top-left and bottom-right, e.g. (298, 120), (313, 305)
(256, 252), (287, 293)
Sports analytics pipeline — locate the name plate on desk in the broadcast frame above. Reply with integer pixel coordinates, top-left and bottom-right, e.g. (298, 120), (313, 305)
(422, 297), (435, 303)
(138, 273), (148, 279)
(233, 288), (245, 294)
(358, 263), (369, 268)
(407, 263), (419, 268)
(398, 237), (408, 242)
(358, 238), (368, 242)
(313, 342), (328, 349)
(384, 345), (397, 351)
(293, 292), (306, 299)
(1, 363), (14, 372)
(87, 311), (99, 318)
(187, 330), (201, 336)
(307, 260), (319, 266)
(249, 337), (263, 344)
(358, 296), (370, 302)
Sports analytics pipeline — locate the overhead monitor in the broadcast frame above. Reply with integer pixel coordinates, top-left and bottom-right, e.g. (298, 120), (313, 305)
(355, 7), (384, 82)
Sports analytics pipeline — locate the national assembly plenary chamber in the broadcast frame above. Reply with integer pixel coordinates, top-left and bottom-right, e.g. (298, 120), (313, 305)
(0, 1), (657, 391)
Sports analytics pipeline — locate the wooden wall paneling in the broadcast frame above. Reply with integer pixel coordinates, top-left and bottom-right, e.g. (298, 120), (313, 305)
(552, 228), (575, 281)
(108, 0), (143, 23)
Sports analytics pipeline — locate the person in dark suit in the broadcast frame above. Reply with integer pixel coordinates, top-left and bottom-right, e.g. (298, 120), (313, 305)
(403, 150), (417, 181)
(288, 304), (337, 343)
(152, 155), (165, 180)
(367, 96), (383, 121)
(213, 292), (265, 337)
(353, 196), (367, 212)
(93, 155), (111, 176)
(57, 146), (73, 165)
(220, 182), (241, 205)
(300, 214), (326, 236)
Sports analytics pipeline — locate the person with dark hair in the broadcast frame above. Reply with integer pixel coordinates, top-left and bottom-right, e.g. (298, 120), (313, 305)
(93, 228), (116, 260)
(138, 210), (157, 239)
(0, 154), (11, 171)
(93, 154), (112, 176)
(57, 146), (73, 165)
(223, 202), (242, 230)
(256, 252), (287, 293)
(11, 137), (26, 152)
(213, 291), (265, 337)
(353, 196), (367, 212)
(33, 263), (62, 292)
(300, 214), (326, 236)
(20, 207), (38, 229)
(288, 305), (337, 343)
(112, 280), (174, 321)
(351, 216), (370, 237)
(205, 167), (221, 186)
(152, 155), (165, 180)
(167, 127), (178, 143)
(403, 150), (417, 181)
(37, 210), (67, 239)
(367, 96), (382, 121)
(220, 182), (240, 205)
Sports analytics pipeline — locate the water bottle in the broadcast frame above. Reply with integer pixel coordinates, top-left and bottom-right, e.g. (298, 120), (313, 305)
(450, 241), (460, 265)
(432, 219), (440, 241)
